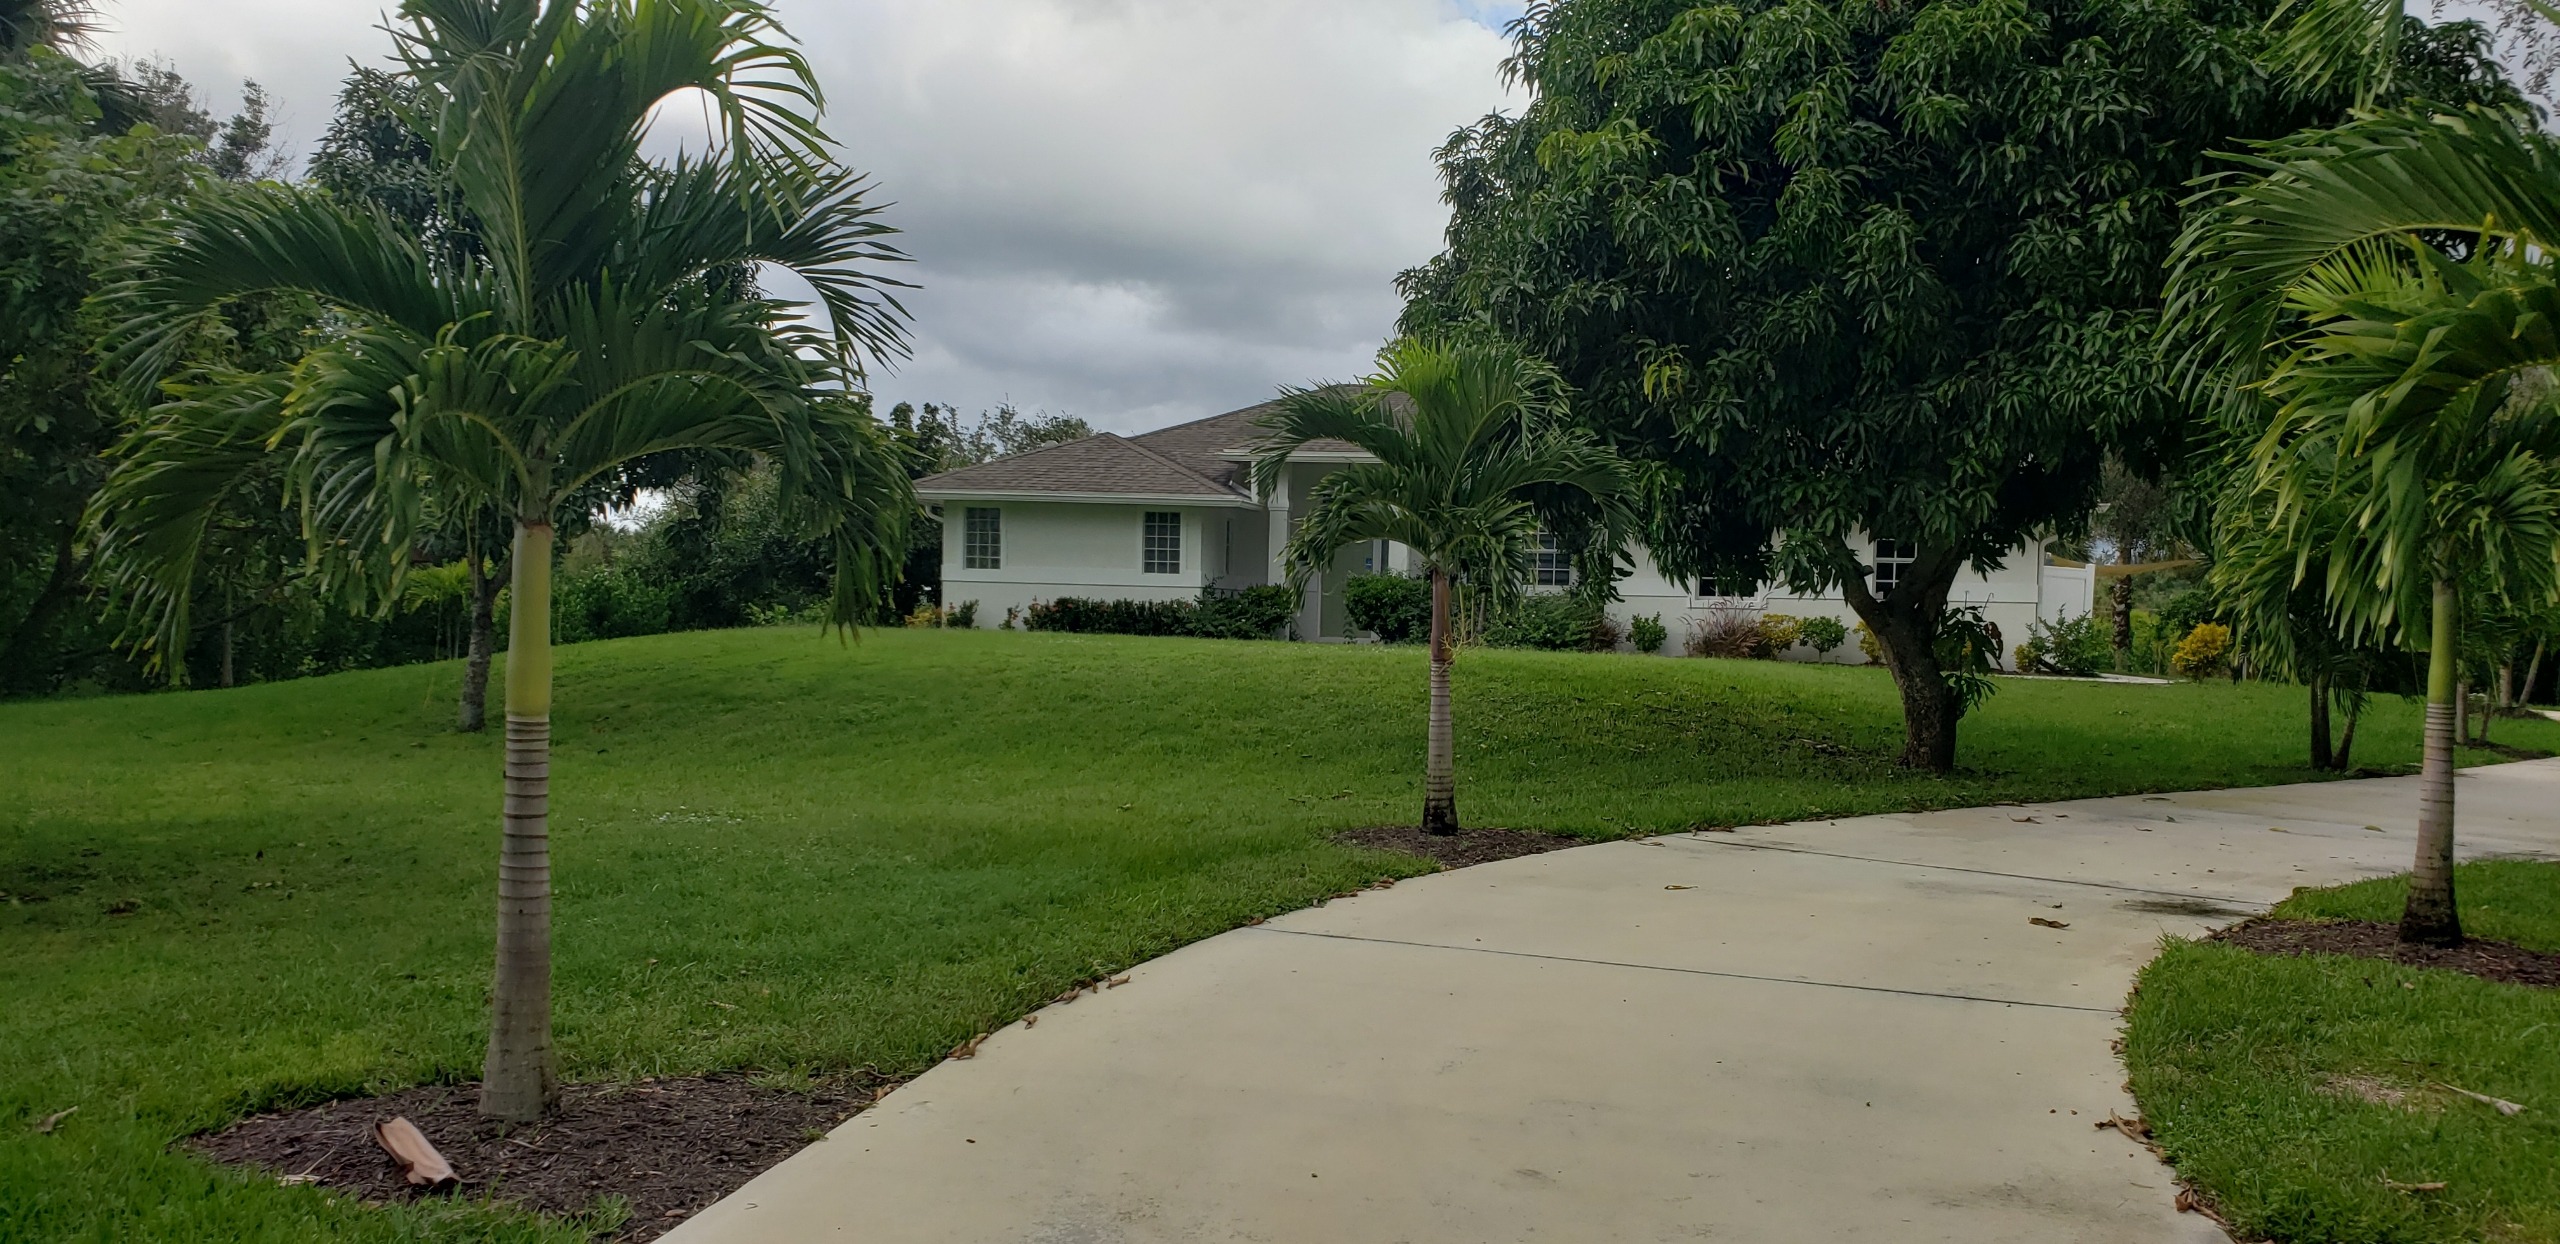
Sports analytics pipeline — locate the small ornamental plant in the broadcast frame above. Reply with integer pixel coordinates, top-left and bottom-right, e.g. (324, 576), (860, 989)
(1629, 613), (1668, 654)
(2171, 622), (2233, 680)
(1798, 615), (1847, 658)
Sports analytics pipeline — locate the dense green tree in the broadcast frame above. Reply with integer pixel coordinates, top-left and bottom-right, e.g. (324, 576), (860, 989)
(1251, 339), (1628, 834)
(90, 0), (914, 1118)
(1398, 0), (2506, 770)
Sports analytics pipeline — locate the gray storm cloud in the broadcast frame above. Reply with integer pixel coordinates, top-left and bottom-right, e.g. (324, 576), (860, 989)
(95, 0), (1522, 432)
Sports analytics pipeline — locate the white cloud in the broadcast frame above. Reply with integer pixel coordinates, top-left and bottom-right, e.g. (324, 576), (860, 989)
(93, 0), (1520, 433)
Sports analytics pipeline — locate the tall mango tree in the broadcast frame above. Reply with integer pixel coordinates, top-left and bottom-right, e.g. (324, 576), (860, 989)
(1250, 338), (1629, 835)
(88, 0), (914, 1118)
(2167, 107), (2560, 944)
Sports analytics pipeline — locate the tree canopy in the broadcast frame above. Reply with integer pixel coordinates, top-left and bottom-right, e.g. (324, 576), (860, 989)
(1399, 0), (2511, 767)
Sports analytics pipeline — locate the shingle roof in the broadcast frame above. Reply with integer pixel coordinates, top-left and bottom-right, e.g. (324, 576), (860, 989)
(913, 389), (1372, 502)
(913, 431), (1241, 499)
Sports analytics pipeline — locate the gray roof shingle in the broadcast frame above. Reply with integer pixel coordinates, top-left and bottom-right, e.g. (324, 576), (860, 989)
(913, 389), (1373, 502)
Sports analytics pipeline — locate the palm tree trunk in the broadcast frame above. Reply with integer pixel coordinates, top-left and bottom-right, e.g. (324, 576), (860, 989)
(459, 553), (498, 732)
(2309, 673), (2333, 771)
(2337, 697), (2361, 771)
(2524, 639), (2547, 708)
(2455, 678), (2470, 746)
(2110, 559), (2134, 672)
(482, 520), (557, 1120)
(2401, 574), (2462, 947)
(1422, 566), (1457, 836)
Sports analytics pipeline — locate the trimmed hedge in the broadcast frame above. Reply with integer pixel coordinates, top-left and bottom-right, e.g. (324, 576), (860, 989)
(1024, 585), (1297, 640)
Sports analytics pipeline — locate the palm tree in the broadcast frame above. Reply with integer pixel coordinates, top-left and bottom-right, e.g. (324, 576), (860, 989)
(2168, 107), (2560, 944)
(1250, 338), (1628, 835)
(0, 0), (97, 58)
(88, 0), (913, 1119)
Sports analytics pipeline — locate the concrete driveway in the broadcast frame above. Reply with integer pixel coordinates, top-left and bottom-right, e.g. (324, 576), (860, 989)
(669, 760), (2560, 1244)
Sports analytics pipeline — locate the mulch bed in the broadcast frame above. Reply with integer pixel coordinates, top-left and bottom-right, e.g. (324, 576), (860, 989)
(1336, 824), (1585, 869)
(2212, 917), (2560, 989)
(192, 1073), (896, 1240)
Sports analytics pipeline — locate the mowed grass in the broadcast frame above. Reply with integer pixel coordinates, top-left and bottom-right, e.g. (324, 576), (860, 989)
(4, 626), (2555, 1242)
(2127, 861), (2560, 1243)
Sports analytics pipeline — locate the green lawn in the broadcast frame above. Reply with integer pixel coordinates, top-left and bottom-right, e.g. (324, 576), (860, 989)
(5, 627), (2554, 1242)
(2127, 862), (2560, 1244)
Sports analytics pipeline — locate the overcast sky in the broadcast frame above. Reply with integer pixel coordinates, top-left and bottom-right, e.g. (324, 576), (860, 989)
(93, 1), (1526, 434)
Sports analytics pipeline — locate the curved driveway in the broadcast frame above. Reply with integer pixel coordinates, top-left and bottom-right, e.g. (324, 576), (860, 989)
(672, 760), (2560, 1243)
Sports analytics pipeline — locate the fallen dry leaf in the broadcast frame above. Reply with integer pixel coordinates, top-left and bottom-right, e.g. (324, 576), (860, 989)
(2011, 816), (2041, 823)
(31, 1106), (75, 1134)
(2030, 917), (2071, 929)
(2383, 1176), (2449, 1193)
(2441, 1083), (2526, 1116)
(950, 1033), (989, 1060)
(1022, 1014), (1037, 1028)
(2096, 1112), (2151, 1139)
(2174, 1188), (2200, 1213)
(373, 1117), (457, 1188)
(1104, 974), (1131, 989)
(1664, 884), (1694, 891)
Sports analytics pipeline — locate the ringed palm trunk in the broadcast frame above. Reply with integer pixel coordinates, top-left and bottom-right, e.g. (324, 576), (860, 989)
(483, 520), (557, 1120)
(2400, 574), (2462, 947)
(1423, 566), (1457, 835)
(2309, 673), (2333, 771)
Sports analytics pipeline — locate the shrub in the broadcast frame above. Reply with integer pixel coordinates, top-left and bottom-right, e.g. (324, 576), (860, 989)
(1855, 622), (1884, 664)
(2016, 611), (2109, 675)
(1193, 585), (1297, 639)
(904, 602), (945, 628)
(1686, 606), (1766, 658)
(1757, 613), (1804, 655)
(1023, 596), (1197, 636)
(553, 565), (676, 645)
(2171, 622), (2233, 680)
(1019, 587), (1295, 640)
(1345, 573), (1431, 643)
(1484, 593), (1615, 651)
(1629, 613), (1668, 654)
(1799, 615), (1847, 657)
(951, 600), (979, 629)
(1001, 606), (1021, 630)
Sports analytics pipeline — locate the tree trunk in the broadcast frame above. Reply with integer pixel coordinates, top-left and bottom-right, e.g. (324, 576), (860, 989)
(2309, 673), (2333, 771)
(460, 553), (499, 733)
(1841, 546), (1963, 773)
(2110, 560), (2134, 672)
(482, 520), (557, 1120)
(2336, 699), (2360, 772)
(221, 620), (235, 689)
(1422, 566), (1457, 836)
(2400, 574), (2462, 947)
(0, 527), (83, 694)
(2455, 678), (2470, 746)
(2524, 639), (2547, 708)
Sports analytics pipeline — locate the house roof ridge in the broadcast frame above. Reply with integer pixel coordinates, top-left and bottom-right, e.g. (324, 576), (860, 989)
(1113, 429), (1248, 497)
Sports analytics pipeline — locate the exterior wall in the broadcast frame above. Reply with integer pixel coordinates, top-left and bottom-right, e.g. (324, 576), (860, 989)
(931, 475), (2098, 663)
(936, 500), (1224, 627)
(1602, 537), (2093, 670)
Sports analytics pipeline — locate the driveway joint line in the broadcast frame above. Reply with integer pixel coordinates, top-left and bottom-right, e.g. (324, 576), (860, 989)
(1250, 927), (2123, 1014)
(1659, 836), (2273, 909)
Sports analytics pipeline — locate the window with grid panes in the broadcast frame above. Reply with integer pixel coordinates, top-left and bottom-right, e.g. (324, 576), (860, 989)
(1871, 538), (1915, 596)
(1142, 511), (1182, 573)
(963, 507), (1001, 569)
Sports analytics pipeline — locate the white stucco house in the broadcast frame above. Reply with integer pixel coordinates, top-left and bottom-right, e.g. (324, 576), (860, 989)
(914, 397), (2095, 667)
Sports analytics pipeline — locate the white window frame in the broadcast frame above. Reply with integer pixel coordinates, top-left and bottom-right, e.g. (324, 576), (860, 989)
(1142, 510), (1183, 574)
(1871, 538), (1915, 597)
(1531, 530), (1574, 587)
(962, 507), (1002, 570)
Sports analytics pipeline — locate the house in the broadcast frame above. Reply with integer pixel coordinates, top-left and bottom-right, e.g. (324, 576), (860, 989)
(913, 397), (2095, 665)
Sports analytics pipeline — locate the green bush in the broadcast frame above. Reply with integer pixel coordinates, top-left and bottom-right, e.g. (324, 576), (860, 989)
(1345, 573), (1431, 643)
(1192, 585), (1297, 639)
(1799, 615), (1847, 656)
(950, 600), (979, 629)
(1021, 586), (1297, 640)
(554, 565), (677, 645)
(1485, 593), (1616, 651)
(2016, 611), (2110, 675)
(1629, 614), (1668, 654)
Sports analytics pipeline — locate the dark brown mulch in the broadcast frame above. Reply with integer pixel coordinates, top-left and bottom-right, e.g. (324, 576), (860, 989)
(1336, 824), (1585, 869)
(192, 1073), (896, 1240)
(2212, 917), (2560, 989)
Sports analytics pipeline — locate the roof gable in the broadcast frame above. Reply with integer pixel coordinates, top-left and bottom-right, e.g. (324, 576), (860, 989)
(914, 432), (1240, 499)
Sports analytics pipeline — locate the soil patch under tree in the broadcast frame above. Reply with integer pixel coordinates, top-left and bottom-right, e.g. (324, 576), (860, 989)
(193, 1073), (898, 1240)
(2211, 917), (2560, 989)
(1335, 824), (1585, 869)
